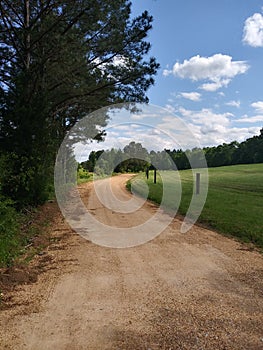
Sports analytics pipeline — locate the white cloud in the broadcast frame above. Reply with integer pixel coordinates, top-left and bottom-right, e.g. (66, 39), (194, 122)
(178, 107), (233, 127)
(91, 55), (129, 81)
(236, 115), (263, 123)
(163, 54), (249, 91)
(75, 103), (262, 162)
(156, 107), (259, 148)
(158, 107), (260, 147)
(200, 79), (230, 92)
(163, 69), (171, 77)
(243, 12), (263, 47)
(112, 55), (129, 67)
(130, 112), (161, 120)
(226, 100), (241, 108)
(164, 104), (176, 114)
(251, 101), (263, 113)
(110, 124), (140, 131)
(180, 92), (201, 101)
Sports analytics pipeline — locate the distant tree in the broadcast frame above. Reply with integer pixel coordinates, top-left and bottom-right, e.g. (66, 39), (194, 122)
(81, 130), (263, 176)
(235, 131), (263, 164)
(81, 150), (104, 172)
(123, 142), (150, 172)
(166, 149), (190, 170)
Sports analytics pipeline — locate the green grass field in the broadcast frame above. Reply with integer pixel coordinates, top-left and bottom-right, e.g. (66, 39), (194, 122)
(128, 164), (263, 248)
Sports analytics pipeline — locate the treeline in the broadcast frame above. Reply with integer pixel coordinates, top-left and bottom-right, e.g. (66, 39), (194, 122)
(81, 129), (263, 173)
(168, 128), (263, 169)
(203, 130), (263, 167)
(81, 141), (176, 174)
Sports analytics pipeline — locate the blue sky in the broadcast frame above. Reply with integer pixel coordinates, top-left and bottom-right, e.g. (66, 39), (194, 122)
(75, 1), (263, 160)
(128, 0), (263, 146)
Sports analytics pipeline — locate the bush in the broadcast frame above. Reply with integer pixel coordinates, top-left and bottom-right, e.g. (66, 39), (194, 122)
(0, 152), (53, 208)
(77, 166), (91, 182)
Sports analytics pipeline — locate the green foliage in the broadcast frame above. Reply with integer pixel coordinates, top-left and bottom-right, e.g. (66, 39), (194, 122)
(81, 142), (174, 174)
(0, 153), (52, 208)
(167, 130), (263, 170)
(0, 1), (159, 208)
(77, 166), (92, 184)
(130, 164), (263, 248)
(84, 131), (263, 179)
(0, 197), (20, 267)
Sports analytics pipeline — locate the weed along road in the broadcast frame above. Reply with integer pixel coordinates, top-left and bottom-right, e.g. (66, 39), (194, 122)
(1, 174), (263, 349)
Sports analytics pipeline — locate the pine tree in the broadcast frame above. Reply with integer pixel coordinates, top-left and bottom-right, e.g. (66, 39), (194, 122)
(0, 0), (159, 206)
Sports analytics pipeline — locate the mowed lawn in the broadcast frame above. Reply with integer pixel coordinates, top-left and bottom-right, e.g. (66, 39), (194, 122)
(129, 164), (263, 248)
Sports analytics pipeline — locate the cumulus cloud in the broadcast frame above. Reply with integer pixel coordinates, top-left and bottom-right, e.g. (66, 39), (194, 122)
(200, 79), (231, 92)
(178, 107), (233, 127)
(163, 54), (249, 91)
(180, 92), (201, 101)
(158, 107), (260, 147)
(130, 112), (161, 120)
(236, 115), (263, 123)
(226, 100), (241, 108)
(243, 12), (263, 47)
(164, 104), (176, 114)
(251, 101), (263, 113)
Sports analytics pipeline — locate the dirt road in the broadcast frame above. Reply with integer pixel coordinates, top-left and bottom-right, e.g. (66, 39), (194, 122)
(0, 174), (263, 349)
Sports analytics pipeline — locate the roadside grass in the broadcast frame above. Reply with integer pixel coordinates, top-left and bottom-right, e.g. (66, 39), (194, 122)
(77, 168), (117, 185)
(0, 200), (55, 268)
(0, 167), (92, 268)
(0, 169), (116, 267)
(0, 167), (115, 267)
(0, 197), (20, 267)
(0, 173), (57, 268)
(128, 164), (263, 248)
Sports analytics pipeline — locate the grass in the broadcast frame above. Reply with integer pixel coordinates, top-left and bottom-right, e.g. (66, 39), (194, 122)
(0, 197), (20, 267)
(128, 164), (263, 248)
(0, 167), (100, 268)
(0, 199), (54, 268)
(77, 168), (117, 185)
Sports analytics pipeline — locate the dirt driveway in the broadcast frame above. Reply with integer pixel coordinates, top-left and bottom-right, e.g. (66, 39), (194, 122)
(0, 174), (263, 349)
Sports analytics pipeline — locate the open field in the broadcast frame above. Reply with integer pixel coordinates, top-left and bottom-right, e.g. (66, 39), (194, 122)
(128, 164), (263, 248)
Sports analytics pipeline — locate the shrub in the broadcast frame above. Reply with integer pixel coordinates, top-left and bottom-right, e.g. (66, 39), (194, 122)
(77, 166), (91, 182)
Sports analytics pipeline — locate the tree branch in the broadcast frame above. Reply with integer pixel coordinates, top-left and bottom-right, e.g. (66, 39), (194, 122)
(0, 76), (12, 89)
(61, 7), (89, 35)
(0, 5), (26, 67)
(29, 12), (65, 50)
(28, 0), (53, 29)
(51, 74), (133, 113)
(2, 0), (24, 26)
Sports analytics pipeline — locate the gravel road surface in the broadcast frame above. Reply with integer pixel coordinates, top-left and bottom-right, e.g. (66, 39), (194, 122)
(0, 174), (262, 349)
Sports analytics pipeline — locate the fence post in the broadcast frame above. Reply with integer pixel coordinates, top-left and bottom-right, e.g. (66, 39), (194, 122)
(196, 173), (200, 195)
(146, 168), (149, 179)
(154, 169), (157, 184)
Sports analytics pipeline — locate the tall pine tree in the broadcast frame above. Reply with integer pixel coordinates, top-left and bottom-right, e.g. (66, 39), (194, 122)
(0, 0), (159, 206)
